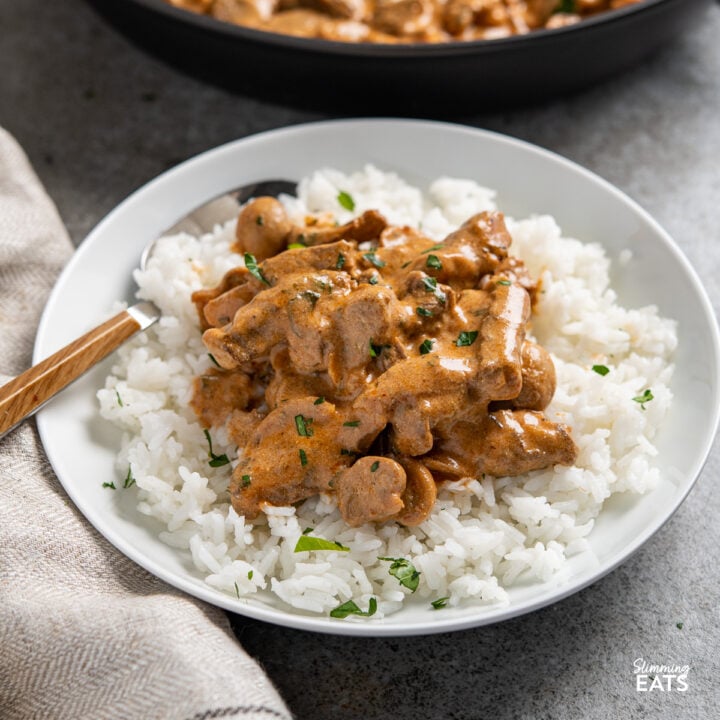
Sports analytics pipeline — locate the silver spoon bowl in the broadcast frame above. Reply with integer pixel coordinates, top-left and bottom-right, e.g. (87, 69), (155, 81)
(0, 179), (296, 439)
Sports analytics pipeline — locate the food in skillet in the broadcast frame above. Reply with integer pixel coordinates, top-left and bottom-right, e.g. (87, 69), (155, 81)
(99, 168), (676, 617)
(162, 0), (645, 43)
(192, 199), (577, 528)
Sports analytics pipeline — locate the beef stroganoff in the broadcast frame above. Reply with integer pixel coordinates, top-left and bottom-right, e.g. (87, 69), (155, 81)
(98, 166), (676, 618)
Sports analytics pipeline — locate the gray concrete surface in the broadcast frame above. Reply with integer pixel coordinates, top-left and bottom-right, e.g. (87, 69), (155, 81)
(2, 0), (719, 717)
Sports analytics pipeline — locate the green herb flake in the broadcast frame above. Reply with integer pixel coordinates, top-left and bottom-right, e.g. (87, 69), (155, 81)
(592, 364), (610, 376)
(369, 340), (389, 358)
(456, 331), (479, 347)
(115, 390), (124, 407)
(244, 252), (270, 286)
(314, 396), (325, 405)
(255, 215), (264, 226)
(422, 276), (446, 304)
(368, 274), (379, 285)
(370, 461), (380, 473)
(431, 596), (450, 610)
(241, 474), (251, 488)
(343, 420), (361, 428)
(203, 428), (231, 467)
(676, 622), (684, 630)
(123, 467), (136, 489)
(496, 279), (512, 286)
(330, 597), (377, 619)
(248, 570), (254, 580)
(336, 253), (346, 270)
(302, 527), (314, 535)
(233, 582), (240, 599)
(422, 244), (444, 254)
(102, 481), (116, 490)
(208, 353), (221, 368)
(419, 339), (434, 355)
(294, 414), (314, 437)
(426, 254), (442, 270)
(287, 242), (306, 250)
(295, 535), (350, 553)
(416, 306), (433, 318)
(337, 190), (355, 212)
(632, 388), (654, 409)
(378, 557), (421, 592)
(555, 0), (575, 13)
(363, 252), (386, 269)
(299, 448), (308, 467)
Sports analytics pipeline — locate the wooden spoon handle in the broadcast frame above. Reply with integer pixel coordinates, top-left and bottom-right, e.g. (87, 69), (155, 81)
(0, 302), (159, 439)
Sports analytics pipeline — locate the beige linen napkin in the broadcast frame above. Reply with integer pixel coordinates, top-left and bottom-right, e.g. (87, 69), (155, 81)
(0, 127), (292, 720)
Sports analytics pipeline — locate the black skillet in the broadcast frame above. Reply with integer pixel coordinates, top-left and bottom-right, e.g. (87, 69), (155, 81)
(87, 0), (711, 114)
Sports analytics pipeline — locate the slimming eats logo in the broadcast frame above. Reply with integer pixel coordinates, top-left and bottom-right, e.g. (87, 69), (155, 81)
(633, 657), (689, 692)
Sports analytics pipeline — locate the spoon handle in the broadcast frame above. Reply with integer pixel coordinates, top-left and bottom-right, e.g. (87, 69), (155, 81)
(0, 302), (159, 439)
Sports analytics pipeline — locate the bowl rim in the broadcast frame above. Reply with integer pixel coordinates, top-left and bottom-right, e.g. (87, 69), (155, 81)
(34, 118), (720, 636)
(116, 0), (689, 57)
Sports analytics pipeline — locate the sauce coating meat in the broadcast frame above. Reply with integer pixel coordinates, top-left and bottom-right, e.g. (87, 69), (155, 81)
(164, 0), (645, 43)
(191, 197), (577, 527)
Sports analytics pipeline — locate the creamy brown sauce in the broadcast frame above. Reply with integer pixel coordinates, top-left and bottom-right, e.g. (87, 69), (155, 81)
(191, 197), (577, 527)
(164, 0), (644, 44)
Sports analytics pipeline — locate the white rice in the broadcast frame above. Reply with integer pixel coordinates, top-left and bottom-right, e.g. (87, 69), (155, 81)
(97, 165), (677, 618)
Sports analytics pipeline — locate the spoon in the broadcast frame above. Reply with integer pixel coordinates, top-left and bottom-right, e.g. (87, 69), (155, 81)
(0, 179), (297, 439)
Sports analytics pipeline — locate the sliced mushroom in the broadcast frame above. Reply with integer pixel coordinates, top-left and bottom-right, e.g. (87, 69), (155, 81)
(335, 456), (406, 527)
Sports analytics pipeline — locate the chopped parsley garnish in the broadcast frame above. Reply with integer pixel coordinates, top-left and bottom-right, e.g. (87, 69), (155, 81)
(419, 339), (434, 355)
(314, 396), (325, 405)
(416, 306), (433, 318)
(302, 527), (314, 535)
(456, 330), (479, 347)
(422, 276), (446, 304)
(431, 597), (450, 610)
(115, 390), (123, 407)
(299, 448), (308, 467)
(208, 353), (221, 368)
(343, 420), (361, 427)
(555, 0), (575, 13)
(330, 597), (377, 619)
(426, 254), (442, 270)
(240, 474), (251, 488)
(255, 215), (264, 226)
(336, 253), (346, 269)
(337, 190), (355, 212)
(287, 242), (306, 250)
(592, 364), (610, 376)
(102, 481), (116, 490)
(378, 557), (421, 592)
(123, 467), (136, 489)
(248, 570), (254, 580)
(676, 622), (684, 630)
(234, 582), (240, 598)
(294, 414), (314, 437)
(244, 252), (270, 285)
(422, 244), (444, 254)
(203, 429), (231, 467)
(363, 252), (386, 269)
(496, 279), (512, 286)
(632, 389), (654, 409)
(369, 340), (389, 358)
(368, 274), (379, 285)
(370, 461), (380, 472)
(295, 535), (350, 553)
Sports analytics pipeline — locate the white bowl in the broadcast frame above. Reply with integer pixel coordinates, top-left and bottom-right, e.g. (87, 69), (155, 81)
(35, 119), (720, 636)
